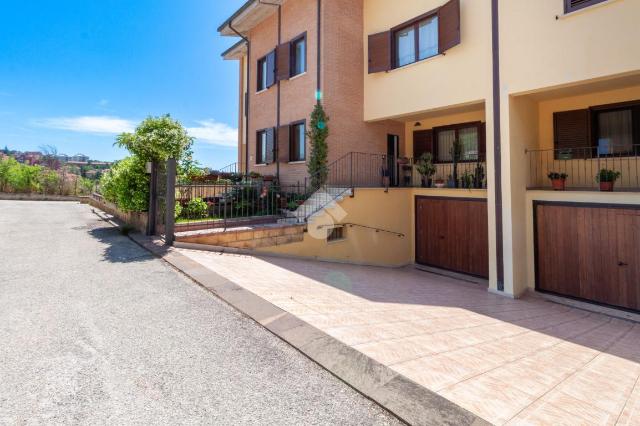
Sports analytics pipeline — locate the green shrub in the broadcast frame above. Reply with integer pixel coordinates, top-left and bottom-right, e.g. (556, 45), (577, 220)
(100, 156), (149, 212)
(174, 202), (183, 219)
(183, 197), (208, 219)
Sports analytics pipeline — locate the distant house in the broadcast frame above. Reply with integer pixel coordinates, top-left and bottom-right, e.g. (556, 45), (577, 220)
(70, 153), (90, 163)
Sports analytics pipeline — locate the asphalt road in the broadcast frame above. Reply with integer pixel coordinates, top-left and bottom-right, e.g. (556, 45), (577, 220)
(0, 201), (401, 425)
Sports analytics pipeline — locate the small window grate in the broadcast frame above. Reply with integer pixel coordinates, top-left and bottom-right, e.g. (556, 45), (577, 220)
(565, 0), (608, 13)
(327, 227), (345, 242)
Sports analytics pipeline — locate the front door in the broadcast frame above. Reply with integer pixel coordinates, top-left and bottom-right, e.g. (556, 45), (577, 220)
(387, 134), (399, 187)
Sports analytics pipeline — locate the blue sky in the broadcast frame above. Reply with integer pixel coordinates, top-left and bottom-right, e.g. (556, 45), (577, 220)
(0, 0), (246, 169)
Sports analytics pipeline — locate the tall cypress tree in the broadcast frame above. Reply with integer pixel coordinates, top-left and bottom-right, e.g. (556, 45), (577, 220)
(307, 103), (329, 188)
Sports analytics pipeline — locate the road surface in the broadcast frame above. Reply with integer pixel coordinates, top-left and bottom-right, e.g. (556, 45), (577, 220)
(0, 200), (400, 425)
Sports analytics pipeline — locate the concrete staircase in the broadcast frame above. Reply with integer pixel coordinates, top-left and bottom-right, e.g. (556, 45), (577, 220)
(280, 186), (353, 224)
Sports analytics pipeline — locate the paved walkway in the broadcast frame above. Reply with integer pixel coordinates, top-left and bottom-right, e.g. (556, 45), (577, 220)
(179, 249), (640, 425)
(0, 201), (400, 425)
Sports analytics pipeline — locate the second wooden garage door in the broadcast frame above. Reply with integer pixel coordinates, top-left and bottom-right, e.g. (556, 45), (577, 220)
(415, 197), (489, 278)
(535, 203), (640, 312)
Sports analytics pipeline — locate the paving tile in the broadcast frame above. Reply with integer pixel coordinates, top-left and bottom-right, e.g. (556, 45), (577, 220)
(176, 249), (640, 426)
(439, 375), (538, 425)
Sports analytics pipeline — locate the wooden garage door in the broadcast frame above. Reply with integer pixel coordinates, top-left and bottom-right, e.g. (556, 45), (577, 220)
(415, 197), (489, 278)
(535, 203), (640, 312)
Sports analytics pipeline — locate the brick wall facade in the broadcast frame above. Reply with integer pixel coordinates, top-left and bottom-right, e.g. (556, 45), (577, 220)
(244, 0), (403, 186)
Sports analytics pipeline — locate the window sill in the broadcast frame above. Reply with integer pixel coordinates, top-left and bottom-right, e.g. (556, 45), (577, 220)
(386, 53), (442, 73)
(254, 163), (268, 167)
(289, 71), (307, 81)
(287, 160), (306, 165)
(556, 0), (620, 19)
(256, 87), (272, 95)
(327, 238), (347, 245)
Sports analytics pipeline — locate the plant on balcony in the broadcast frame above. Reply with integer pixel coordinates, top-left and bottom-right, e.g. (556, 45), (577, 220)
(596, 169), (621, 192)
(547, 172), (568, 191)
(459, 171), (473, 189)
(307, 103), (329, 189)
(415, 152), (436, 187)
(450, 138), (463, 188)
(474, 162), (485, 189)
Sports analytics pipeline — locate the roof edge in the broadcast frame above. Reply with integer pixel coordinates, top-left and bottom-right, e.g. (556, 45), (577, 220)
(217, 0), (256, 34)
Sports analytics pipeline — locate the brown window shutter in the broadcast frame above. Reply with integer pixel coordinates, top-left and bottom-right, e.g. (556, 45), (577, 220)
(278, 125), (290, 163)
(265, 127), (275, 164)
(266, 50), (276, 88)
(413, 130), (433, 158)
(478, 122), (486, 158)
(438, 0), (461, 54)
(276, 43), (291, 81)
(368, 31), (391, 74)
(553, 109), (591, 159)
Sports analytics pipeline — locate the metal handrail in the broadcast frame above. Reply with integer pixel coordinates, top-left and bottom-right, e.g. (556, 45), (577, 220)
(315, 223), (405, 238)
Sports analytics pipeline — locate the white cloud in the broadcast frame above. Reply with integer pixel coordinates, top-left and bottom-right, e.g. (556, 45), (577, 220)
(187, 120), (237, 147)
(33, 116), (135, 134)
(98, 99), (109, 107)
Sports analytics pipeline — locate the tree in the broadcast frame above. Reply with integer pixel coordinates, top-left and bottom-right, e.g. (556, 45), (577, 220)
(100, 156), (149, 212)
(2, 146), (9, 155)
(307, 103), (329, 188)
(115, 115), (194, 164)
(40, 145), (60, 170)
(103, 115), (195, 212)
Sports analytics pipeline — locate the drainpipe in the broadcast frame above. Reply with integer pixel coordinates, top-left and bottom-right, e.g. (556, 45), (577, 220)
(259, 0), (282, 182)
(229, 21), (250, 177)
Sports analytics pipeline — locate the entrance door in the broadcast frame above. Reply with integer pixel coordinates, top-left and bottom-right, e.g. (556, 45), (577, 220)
(387, 134), (399, 187)
(535, 203), (640, 311)
(415, 197), (489, 278)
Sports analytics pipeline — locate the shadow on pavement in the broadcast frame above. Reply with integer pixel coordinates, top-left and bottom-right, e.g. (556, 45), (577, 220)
(88, 226), (154, 264)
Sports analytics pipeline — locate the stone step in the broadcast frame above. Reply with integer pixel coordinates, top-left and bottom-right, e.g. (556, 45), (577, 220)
(175, 223), (305, 249)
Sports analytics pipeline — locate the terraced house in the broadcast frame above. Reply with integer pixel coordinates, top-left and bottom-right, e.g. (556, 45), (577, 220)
(216, 0), (640, 313)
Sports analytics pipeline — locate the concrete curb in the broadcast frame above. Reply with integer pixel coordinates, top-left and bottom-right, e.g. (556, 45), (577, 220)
(92, 209), (490, 426)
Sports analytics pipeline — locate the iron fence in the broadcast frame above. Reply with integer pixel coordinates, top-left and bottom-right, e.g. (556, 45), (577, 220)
(400, 155), (487, 189)
(526, 145), (640, 190)
(175, 181), (308, 231)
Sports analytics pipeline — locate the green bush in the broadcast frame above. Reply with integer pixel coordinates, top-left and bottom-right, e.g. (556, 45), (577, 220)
(183, 197), (208, 219)
(100, 156), (149, 212)
(174, 202), (183, 219)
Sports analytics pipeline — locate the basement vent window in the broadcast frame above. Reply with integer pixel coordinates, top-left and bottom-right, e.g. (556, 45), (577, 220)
(564, 0), (608, 13)
(327, 227), (345, 242)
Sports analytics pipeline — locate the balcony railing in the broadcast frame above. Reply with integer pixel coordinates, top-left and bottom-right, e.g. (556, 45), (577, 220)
(526, 145), (640, 191)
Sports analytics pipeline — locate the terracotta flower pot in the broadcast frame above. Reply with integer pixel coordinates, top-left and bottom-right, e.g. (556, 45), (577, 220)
(600, 181), (615, 192)
(551, 179), (566, 191)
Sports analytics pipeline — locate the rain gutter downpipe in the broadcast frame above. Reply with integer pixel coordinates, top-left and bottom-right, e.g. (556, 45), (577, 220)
(228, 21), (251, 177)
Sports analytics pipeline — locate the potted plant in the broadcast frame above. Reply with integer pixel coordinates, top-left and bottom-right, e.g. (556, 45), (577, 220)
(450, 138), (463, 188)
(461, 171), (474, 189)
(596, 169), (621, 192)
(434, 178), (446, 188)
(547, 172), (568, 191)
(415, 152), (436, 188)
(473, 162), (485, 189)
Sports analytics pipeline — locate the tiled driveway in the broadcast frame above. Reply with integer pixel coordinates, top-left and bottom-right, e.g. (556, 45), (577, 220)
(179, 249), (640, 425)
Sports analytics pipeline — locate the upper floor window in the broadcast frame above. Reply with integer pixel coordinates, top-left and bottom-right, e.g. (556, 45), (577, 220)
(291, 36), (306, 77)
(368, 0), (459, 74)
(395, 15), (438, 68)
(290, 121), (306, 162)
(564, 0), (608, 13)
(256, 128), (275, 164)
(257, 50), (276, 92)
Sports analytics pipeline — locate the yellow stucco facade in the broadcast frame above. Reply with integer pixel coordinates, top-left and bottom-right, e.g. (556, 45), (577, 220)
(222, 0), (640, 303)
